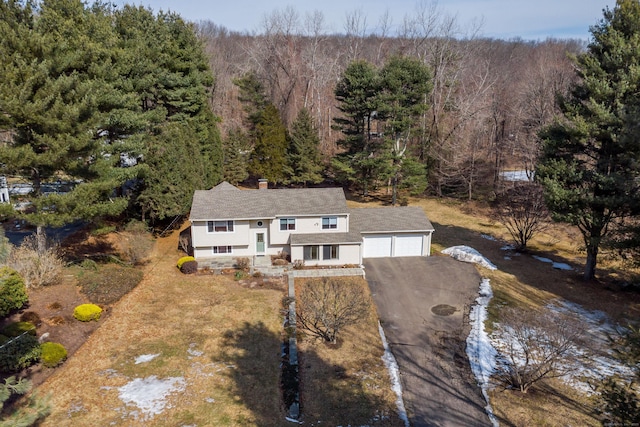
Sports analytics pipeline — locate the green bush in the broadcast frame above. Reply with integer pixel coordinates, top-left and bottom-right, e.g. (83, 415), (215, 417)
(40, 342), (67, 368)
(0, 267), (28, 316)
(180, 260), (198, 274)
(0, 333), (41, 372)
(73, 304), (102, 322)
(2, 322), (36, 337)
(80, 259), (98, 270)
(177, 256), (195, 269)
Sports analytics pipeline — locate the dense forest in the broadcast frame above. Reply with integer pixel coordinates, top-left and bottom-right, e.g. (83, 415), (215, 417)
(196, 7), (583, 199)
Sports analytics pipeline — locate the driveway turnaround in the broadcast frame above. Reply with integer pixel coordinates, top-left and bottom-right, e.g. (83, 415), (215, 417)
(364, 256), (490, 427)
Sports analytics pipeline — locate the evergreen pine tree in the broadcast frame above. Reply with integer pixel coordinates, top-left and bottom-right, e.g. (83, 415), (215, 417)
(250, 104), (288, 184)
(537, 0), (640, 280)
(222, 128), (250, 186)
(286, 108), (324, 186)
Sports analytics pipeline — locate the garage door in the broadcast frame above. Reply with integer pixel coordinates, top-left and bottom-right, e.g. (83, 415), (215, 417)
(394, 234), (424, 257)
(363, 235), (392, 258)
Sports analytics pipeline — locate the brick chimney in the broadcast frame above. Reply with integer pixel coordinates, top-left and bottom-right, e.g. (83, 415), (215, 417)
(258, 179), (268, 190)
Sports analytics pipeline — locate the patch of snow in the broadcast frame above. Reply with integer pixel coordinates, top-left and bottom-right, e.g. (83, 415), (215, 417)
(187, 344), (204, 357)
(552, 262), (572, 270)
(286, 416), (303, 424)
(466, 279), (500, 427)
(547, 300), (635, 393)
(378, 322), (410, 427)
(500, 244), (515, 251)
(532, 255), (573, 271)
(135, 354), (160, 364)
(504, 256), (511, 261)
(118, 376), (186, 420)
(481, 234), (497, 241)
(442, 246), (497, 270)
(501, 170), (534, 182)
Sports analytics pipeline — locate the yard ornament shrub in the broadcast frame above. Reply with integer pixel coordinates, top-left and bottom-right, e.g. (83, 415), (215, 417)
(177, 256), (195, 269)
(180, 260), (198, 274)
(0, 267), (28, 317)
(40, 342), (67, 368)
(73, 304), (102, 322)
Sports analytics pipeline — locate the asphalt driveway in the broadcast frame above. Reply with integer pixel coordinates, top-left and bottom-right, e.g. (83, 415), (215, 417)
(364, 256), (490, 427)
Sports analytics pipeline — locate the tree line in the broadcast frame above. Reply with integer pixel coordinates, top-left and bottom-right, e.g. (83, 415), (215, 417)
(0, 0), (222, 232)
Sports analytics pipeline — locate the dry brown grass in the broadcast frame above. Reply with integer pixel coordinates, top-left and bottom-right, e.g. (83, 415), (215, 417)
(37, 228), (402, 426)
(38, 229), (286, 426)
(349, 194), (640, 426)
(295, 277), (405, 426)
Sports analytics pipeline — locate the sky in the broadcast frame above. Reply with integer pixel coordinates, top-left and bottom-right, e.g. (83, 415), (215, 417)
(112, 0), (616, 41)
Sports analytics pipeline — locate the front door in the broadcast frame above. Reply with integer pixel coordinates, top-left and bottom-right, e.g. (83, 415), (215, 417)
(256, 232), (265, 255)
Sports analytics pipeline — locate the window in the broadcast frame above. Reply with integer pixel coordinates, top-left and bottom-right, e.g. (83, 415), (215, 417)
(213, 246), (232, 254)
(280, 218), (296, 231)
(303, 245), (319, 260)
(323, 245), (339, 260)
(322, 217), (338, 230)
(207, 220), (234, 233)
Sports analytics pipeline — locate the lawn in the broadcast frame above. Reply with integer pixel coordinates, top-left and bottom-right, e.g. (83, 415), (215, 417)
(36, 227), (402, 426)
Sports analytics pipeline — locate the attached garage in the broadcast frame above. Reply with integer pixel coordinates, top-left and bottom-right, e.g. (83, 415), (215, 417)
(352, 206), (435, 260)
(393, 234), (424, 257)
(363, 235), (392, 258)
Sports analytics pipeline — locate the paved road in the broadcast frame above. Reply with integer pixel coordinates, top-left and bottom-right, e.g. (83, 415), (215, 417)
(364, 256), (490, 427)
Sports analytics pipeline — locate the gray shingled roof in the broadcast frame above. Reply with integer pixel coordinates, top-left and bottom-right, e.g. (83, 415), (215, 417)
(289, 232), (362, 245)
(349, 206), (435, 233)
(190, 182), (349, 220)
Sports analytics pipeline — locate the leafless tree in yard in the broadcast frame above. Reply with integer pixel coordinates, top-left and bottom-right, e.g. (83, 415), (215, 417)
(296, 277), (370, 343)
(493, 306), (584, 393)
(494, 182), (549, 251)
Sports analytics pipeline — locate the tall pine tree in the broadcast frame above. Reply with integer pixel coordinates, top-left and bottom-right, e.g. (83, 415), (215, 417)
(250, 104), (288, 184)
(537, 0), (640, 280)
(286, 108), (323, 186)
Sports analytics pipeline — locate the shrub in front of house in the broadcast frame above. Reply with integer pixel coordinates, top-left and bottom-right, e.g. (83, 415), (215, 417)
(180, 261), (198, 274)
(73, 304), (102, 322)
(40, 342), (67, 368)
(177, 256), (195, 269)
(0, 333), (41, 372)
(234, 257), (250, 271)
(2, 321), (36, 337)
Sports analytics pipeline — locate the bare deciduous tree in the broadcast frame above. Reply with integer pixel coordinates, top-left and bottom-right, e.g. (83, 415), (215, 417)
(296, 277), (370, 343)
(494, 183), (549, 251)
(6, 233), (63, 288)
(493, 306), (583, 393)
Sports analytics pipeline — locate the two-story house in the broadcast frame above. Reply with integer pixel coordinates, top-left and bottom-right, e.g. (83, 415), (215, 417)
(189, 180), (435, 267)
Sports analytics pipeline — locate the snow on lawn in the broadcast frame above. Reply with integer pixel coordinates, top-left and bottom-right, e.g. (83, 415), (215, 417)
(442, 246), (497, 270)
(547, 300), (635, 393)
(532, 255), (573, 271)
(378, 322), (410, 427)
(118, 376), (186, 421)
(135, 353), (160, 364)
(466, 279), (499, 427)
